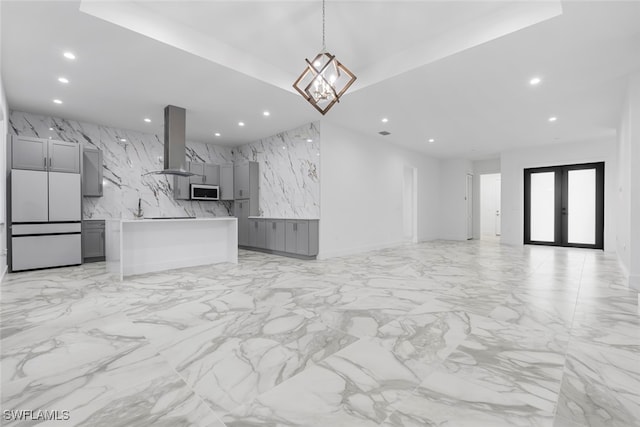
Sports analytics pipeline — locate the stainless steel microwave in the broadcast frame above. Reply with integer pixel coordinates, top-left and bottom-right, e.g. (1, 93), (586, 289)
(190, 184), (219, 201)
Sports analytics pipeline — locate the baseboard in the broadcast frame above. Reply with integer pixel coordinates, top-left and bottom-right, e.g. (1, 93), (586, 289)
(616, 255), (639, 292)
(317, 240), (410, 260)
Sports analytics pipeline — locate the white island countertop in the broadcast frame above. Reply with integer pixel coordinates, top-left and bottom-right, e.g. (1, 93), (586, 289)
(106, 217), (237, 280)
(247, 217), (319, 220)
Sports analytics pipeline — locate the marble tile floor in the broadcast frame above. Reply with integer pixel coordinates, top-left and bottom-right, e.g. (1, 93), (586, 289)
(0, 240), (638, 426)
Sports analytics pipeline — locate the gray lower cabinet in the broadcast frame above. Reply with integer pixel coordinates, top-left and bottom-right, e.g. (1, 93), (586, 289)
(220, 164), (234, 200)
(285, 220), (319, 256)
(249, 219), (266, 249)
(245, 218), (318, 258)
(82, 220), (105, 262)
(83, 147), (103, 197)
(265, 220), (285, 252)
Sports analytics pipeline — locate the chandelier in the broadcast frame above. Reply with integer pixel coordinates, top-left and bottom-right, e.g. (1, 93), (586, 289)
(293, 0), (356, 115)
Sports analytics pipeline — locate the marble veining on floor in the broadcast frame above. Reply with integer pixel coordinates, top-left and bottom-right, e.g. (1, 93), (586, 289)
(1, 241), (638, 426)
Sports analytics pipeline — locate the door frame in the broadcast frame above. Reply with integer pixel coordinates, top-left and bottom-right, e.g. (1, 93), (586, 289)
(524, 162), (604, 249)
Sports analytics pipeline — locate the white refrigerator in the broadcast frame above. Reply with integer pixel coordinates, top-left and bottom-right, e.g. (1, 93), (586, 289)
(10, 169), (82, 271)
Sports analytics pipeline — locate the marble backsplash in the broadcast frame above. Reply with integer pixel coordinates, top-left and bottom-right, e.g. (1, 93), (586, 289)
(233, 122), (320, 219)
(9, 111), (234, 219)
(9, 111), (320, 220)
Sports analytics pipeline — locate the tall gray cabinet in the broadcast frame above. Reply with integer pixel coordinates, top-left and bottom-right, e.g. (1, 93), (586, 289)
(83, 147), (103, 197)
(233, 162), (259, 247)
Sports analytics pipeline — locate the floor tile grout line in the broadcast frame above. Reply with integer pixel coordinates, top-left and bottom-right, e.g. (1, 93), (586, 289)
(551, 251), (587, 421)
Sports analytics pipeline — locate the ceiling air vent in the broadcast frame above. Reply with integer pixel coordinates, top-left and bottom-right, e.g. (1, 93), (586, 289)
(378, 131), (391, 136)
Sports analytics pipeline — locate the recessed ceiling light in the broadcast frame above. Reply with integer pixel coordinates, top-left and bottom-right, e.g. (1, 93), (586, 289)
(119, 138), (127, 142)
(214, 132), (221, 137)
(548, 116), (557, 122)
(58, 77), (69, 84)
(53, 99), (63, 104)
(428, 138), (435, 143)
(144, 118), (151, 123)
(306, 138), (313, 142)
(238, 121), (245, 127)
(381, 118), (389, 123)
(529, 77), (542, 86)
(263, 111), (270, 117)
(282, 146), (286, 150)
(49, 127), (54, 131)
(63, 52), (76, 60)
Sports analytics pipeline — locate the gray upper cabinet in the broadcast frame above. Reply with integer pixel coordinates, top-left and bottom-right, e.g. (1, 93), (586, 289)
(83, 147), (103, 197)
(12, 136), (48, 171)
(234, 161), (259, 201)
(189, 162), (204, 184)
(49, 140), (80, 173)
(220, 164), (234, 200)
(203, 164), (219, 185)
(173, 161), (191, 200)
(12, 136), (80, 173)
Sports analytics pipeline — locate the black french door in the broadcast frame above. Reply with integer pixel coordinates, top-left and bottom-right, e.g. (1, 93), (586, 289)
(524, 162), (604, 249)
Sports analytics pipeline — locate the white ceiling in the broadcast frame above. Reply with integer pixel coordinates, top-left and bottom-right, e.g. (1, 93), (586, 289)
(2, 1), (640, 159)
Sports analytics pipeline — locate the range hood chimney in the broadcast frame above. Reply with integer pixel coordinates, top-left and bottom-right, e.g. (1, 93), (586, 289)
(143, 105), (195, 177)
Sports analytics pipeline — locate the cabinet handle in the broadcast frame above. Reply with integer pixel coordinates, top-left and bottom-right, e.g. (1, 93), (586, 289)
(294, 223), (297, 231)
(49, 157), (52, 168)
(240, 189), (243, 197)
(44, 157), (47, 168)
(272, 222), (276, 230)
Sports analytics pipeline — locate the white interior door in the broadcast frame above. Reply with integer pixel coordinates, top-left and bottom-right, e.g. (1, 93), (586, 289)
(466, 174), (473, 240)
(403, 166), (418, 243)
(495, 176), (501, 236)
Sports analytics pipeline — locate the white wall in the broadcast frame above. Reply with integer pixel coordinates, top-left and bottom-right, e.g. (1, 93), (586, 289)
(617, 72), (640, 290)
(438, 158), (473, 241)
(319, 121), (440, 259)
(500, 139), (618, 251)
(0, 71), (7, 280)
(233, 122), (320, 219)
(472, 158), (501, 239)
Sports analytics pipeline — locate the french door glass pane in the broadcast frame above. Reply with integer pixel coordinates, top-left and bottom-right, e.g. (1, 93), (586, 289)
(530, 172), (555, 242)
(568, 169), (596, 244)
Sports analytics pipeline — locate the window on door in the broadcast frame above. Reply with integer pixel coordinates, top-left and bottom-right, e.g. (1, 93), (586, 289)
(524, 162), (604, 249)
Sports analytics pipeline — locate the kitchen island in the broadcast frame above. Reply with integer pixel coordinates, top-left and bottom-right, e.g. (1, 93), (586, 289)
(105, 217), (237, 280)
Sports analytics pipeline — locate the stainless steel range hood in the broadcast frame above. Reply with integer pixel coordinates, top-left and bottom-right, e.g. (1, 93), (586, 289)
(143, 105), (196, 177)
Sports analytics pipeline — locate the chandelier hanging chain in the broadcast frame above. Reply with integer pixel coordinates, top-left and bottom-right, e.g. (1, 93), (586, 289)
(322, 0), (326, 50)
